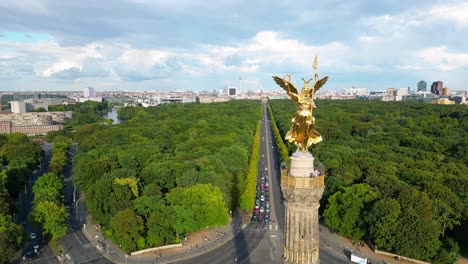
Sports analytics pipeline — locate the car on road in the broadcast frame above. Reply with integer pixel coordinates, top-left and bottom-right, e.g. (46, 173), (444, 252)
(266, 201), (270, 208)
(30, 233), (37, 240)
(23, 251), (37, 260)
(258, 213), (264, 221)
(260, 195), (265, 201)
(260, 184), (265, 190)
(260, 207), (265, 213)
(265, 181), (269, 188)
(253, 207), (259, 214)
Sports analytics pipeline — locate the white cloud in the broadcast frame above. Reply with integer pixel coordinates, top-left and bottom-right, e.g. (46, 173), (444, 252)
(361, 1), (468, 39)
(428, 2), (468, 27)
(0, 31), (354, 83)
(359, 35), (378, 44)
(416, 46), (468, 71)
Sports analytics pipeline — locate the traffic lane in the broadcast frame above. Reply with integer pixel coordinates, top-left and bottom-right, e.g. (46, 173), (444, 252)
(262, 106), (284, 230)
(59, 229), (103, 264)
(173, 226), (265, 264)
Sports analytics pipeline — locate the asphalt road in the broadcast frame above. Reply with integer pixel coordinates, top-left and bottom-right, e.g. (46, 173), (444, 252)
(16, 142), (55, 263)
(57, 143), (111, 264)
(19, 143), (110, 264)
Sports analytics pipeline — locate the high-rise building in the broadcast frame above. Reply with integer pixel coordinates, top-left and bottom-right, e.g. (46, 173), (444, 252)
(83, 87), (96, 98)
(223, 86), (237, 96)
(11, 101), (27, 114)
(431, 81), (443, 95)
(417, 80), (427, 92)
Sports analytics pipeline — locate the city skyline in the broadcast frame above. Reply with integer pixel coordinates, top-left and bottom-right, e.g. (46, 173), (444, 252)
(1, 0), (468, 92)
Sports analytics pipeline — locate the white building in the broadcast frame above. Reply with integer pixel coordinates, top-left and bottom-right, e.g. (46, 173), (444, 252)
(83, 87), (96, 98)
(11, 101), (27, 114)
(343, 87), (368, 96)
(78, 97), (102, 103)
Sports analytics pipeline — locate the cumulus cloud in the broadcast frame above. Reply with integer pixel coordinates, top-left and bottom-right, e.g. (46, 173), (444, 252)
(416, 46), (468, 71)
(1, 0), (468, 90)
(428, 2), (468, 27)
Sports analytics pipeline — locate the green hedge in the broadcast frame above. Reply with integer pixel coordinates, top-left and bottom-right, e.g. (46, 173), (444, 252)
(267, 105), (290, 166)
(239, 121), (261, 210)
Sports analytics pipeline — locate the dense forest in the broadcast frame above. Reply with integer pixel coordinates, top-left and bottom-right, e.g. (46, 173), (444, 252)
(269, 99), (468, 263)
(0, 133), (43, 263)
(72, 100), (261, 252)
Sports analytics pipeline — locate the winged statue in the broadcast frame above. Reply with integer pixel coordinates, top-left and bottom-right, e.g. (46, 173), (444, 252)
(272, 56), (329, 152)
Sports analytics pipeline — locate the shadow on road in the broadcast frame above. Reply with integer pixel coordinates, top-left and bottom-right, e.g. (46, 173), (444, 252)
(231, 170), (252, 264)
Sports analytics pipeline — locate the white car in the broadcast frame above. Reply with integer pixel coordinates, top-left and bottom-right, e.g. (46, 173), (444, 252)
(30, 233), (37, 240)
(265, 167), (267, 171)
(260, 195), (265, 201)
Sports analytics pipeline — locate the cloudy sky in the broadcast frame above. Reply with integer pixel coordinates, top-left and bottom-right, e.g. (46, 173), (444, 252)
(1, 0), (467, 92)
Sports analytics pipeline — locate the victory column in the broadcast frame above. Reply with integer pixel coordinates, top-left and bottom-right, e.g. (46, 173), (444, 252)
(273, 56), (328, 264)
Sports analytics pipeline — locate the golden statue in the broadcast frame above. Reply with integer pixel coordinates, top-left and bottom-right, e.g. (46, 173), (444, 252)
(273, 55), (329, 152)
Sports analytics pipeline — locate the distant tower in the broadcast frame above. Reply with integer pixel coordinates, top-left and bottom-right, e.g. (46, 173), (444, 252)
(239, 76), (243, 93)
(83, 87), (96, 98)
(443, 87), (449, 96)
(431, 81), (443, 95)
(417, 80), (427, 92)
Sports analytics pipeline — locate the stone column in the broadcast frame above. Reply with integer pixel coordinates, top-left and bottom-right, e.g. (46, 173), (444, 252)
(282, 151), (324, 264)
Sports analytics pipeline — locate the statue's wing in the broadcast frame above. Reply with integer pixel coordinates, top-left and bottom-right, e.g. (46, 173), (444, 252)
(273, 76), (299, 102)
(310, 76), (329, 95)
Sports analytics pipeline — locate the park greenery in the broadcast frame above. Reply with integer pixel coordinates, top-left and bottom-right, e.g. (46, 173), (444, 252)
(239, 121), (261, 210)
(269, 99), (467, 263)
(72, 100), (261, 252)
(48, 100), (111, 127)
(0, 133), (43, 263)
(267, 105), (290, 166)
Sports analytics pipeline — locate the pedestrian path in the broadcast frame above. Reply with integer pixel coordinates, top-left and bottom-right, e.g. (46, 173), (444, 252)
(80, 210), (247, 264)
(319, 223), (414, 264)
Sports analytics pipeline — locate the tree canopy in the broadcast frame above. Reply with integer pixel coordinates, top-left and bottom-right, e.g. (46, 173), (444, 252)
(270, 99), (467, 263)
(73, 100), (261, 252)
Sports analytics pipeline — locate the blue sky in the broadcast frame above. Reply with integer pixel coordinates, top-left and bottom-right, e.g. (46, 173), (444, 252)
(1, 0), (467, 92)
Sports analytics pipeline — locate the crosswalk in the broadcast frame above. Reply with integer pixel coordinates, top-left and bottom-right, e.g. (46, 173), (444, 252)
(252, 224), (279, 231)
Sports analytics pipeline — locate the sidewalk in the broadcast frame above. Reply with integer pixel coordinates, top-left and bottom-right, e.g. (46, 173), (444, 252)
(319, 223), (416, 264)
(81, 210), (245, 264)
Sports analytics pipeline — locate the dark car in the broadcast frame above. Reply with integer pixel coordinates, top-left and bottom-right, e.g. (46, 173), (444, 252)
(23, 251), (37, 260)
